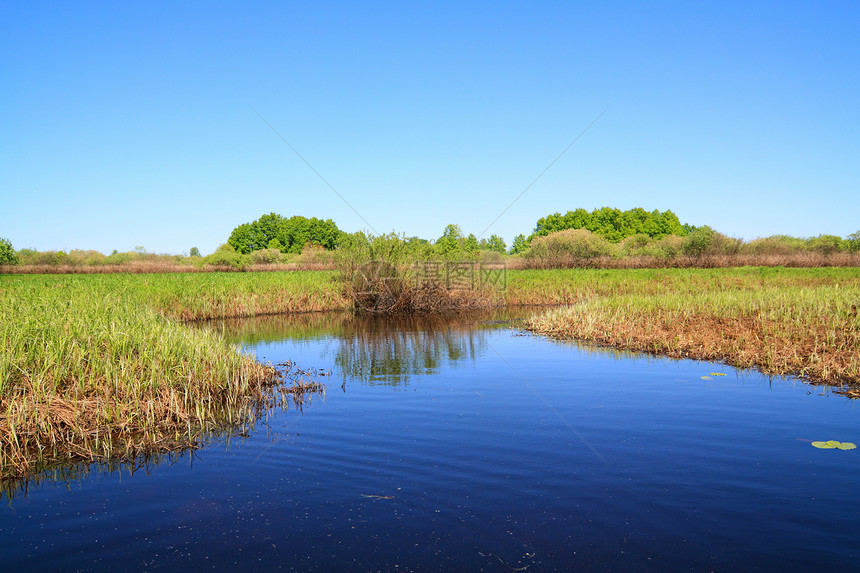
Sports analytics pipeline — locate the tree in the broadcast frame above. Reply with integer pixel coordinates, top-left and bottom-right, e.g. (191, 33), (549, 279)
(486, 234), (507, 254)
(531, 207), (691, 243)
(464, 233), (479, 255)
(436, 224), (463, 256)
(227, 213), (345, 254)
(0, 237), (18, 265)
(847, 231), (860, 253)
(189, 247), (201, 257)
(510, 234), (529, 255)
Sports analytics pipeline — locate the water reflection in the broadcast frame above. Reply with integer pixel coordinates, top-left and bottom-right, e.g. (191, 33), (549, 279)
(1, 448), (199, 502)
(208, 309), (538, 385)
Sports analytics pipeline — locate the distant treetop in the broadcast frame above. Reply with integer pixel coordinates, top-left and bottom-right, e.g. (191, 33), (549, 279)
(228, 213), (345, 254)
(532, 207), (691, 243)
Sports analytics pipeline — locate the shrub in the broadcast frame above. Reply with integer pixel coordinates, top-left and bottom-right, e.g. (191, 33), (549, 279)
(204, 244), (247, 269)
(298, 244), (335, 265)
(807, 234), (846, 255)
(250, 248), (283, 265)
(67, 249), (107, 266)
(650, 235), (685, 258)
(848, 231), (860, 253)
(526, 229), (616, 265)
(1, 238), (19, 265)
(682, 226), (718, 257)
(743, 235), (806, 255)
(105, 251), (133, 265)
(619, 233), (652, 256)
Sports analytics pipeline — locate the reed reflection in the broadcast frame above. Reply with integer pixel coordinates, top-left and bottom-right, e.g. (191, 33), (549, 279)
(209, 310), (533, 385)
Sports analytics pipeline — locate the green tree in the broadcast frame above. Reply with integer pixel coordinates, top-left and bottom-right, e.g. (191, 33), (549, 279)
(436, 224), (463, 256)
(0, 237), (18, 265)
(464, 233), (479, 255)
(228, 223), (255, 254)
(532, 207), (690, 243)
(189, 247), (201, 257)
(510, 234), (529, 255)
(486, 234), (507, 254)
(847, 231), (860, 253)
(228, 213), (345, 254)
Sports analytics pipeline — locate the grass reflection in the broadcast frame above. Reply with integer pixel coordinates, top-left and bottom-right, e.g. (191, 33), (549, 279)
(210, 310), (536, 386)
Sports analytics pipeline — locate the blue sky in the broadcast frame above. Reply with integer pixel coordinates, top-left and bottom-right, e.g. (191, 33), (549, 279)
(2, 1), (858, 255)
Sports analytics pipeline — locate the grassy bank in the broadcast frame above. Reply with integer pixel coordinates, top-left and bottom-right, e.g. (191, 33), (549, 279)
(3, 267), (858, 478)
(0, 273), (337, 479)
(521, 268), (860, 392)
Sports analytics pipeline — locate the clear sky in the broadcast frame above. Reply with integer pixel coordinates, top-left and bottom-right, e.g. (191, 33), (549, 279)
(2, 1), (858, 255)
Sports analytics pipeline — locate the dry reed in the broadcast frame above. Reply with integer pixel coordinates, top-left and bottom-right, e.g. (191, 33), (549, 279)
(525, 275), (860, 393)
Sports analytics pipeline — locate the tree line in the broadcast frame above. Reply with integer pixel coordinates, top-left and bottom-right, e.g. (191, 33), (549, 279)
(2, 206), (859, 267)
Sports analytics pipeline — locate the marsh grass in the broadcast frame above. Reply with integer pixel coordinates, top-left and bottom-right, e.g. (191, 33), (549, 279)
(335, 233), (503, 314)
(524, 269), (860, 391)
(0, 275), (326, 479)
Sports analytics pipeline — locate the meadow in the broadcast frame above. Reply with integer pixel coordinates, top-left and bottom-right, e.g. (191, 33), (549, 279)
(1, 267), (859, 478)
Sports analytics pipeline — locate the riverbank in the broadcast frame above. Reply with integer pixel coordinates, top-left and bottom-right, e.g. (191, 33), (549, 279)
(0, 273), (335, 479)
(2, 267), (858, 478)
(520, 268), (860, 394)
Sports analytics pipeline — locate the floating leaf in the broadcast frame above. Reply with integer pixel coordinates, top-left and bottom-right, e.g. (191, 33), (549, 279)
(710, 372), (727, 377)
(811, 440), (856, 450)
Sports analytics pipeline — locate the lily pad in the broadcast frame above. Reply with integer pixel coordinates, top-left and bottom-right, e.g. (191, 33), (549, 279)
(811, 440), (856, 450)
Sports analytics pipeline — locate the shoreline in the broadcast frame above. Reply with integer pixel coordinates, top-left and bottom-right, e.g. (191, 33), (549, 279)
(2, 267), (858, 479)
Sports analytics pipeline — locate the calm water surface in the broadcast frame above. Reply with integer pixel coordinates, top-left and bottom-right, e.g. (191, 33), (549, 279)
(2, 311), (858, 571)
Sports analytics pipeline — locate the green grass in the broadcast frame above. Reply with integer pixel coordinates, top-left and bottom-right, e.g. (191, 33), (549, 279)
(505, 267), (860, 304)
(0, 272), (338, 479)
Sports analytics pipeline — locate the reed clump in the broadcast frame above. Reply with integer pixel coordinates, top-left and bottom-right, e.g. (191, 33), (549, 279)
(524, 271), (860, 391)
(0, 276), (324, 479)
(336, 232), (503, 315)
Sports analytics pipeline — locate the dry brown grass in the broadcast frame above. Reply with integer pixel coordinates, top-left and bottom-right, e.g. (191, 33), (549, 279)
(512, 252), (860, 270)
(526, 279), (860, 394)
(0, 261), (338, 274)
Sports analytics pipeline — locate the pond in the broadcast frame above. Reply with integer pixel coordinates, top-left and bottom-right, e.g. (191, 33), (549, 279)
(2, 310), (858, 571)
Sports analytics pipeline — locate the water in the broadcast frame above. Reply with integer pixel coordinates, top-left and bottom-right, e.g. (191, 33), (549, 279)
(2, 311), (859, 571)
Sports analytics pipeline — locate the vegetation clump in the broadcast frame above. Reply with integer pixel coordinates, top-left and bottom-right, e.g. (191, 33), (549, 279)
(336, 232), (503, 314)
